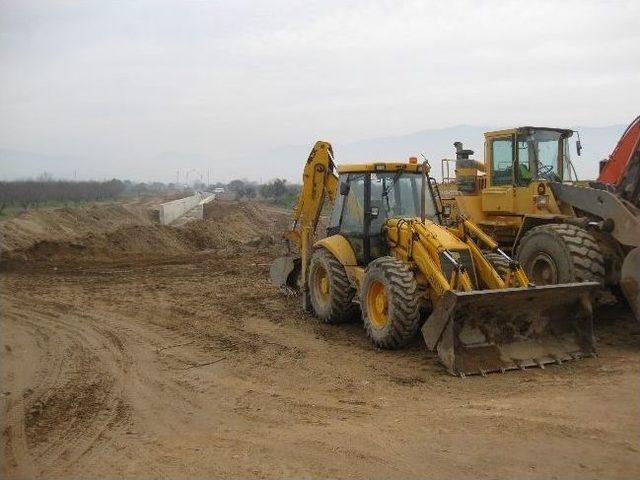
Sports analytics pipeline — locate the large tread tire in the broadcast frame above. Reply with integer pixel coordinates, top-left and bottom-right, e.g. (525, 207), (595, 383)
(483, 252), (509, 277)
(516, 224), (605, 285)
(308, 248), (357, 324)
(361, 256), (421, 349)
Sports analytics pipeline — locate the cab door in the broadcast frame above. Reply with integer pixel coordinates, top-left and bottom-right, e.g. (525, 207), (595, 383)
(334, 173), (368, 264)
(482, 135), (516, 213)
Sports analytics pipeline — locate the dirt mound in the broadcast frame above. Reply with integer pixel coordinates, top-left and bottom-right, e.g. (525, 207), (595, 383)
(0, 200), (158, 253)
(18, 225), (194, 263)
(202, 199), (285, 241)
(1, 199), (287, 265)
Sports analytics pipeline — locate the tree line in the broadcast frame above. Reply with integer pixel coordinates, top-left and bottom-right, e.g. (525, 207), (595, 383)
(0, 178), (127, 212)
(0, 176), (301, 214)
(227, 178), (300, 206)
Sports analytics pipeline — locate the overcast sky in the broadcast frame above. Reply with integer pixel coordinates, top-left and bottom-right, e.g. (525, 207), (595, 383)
(1, 0), (639, 182)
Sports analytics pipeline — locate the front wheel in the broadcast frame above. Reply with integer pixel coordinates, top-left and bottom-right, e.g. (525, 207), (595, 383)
(361, 256), (421, 349)
(517, 224), (605, 285)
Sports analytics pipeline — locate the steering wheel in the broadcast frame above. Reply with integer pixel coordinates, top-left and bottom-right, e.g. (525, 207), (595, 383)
(537, 162), (558, 181)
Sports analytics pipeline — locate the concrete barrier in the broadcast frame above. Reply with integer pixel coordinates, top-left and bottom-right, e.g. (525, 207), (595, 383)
(159, 192), (214, 225)
(189, 193), (216, 222)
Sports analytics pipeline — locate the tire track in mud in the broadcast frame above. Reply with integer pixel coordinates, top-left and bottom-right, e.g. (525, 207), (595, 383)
(3, 384), (33, 478)
(2, 286), (228, 478)
(4, 253), (640, 479)
(3, 297), (167, 476)
(2, 307), (129, 475)
(2, 312), (57, 478)
(2, 267), (370, 476)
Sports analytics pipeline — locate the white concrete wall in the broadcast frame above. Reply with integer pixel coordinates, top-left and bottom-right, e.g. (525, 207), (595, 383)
(159, 192), (214, 225)
(190, 193), (217, 222)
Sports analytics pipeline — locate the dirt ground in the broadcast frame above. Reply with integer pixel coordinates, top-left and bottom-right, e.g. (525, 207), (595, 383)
(1, 200), (640, 478)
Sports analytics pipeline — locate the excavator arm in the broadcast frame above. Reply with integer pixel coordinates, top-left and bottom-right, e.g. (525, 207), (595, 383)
(270, 141), (339, 300)
(598, 115), (640, 206)
(284, 141), (339, 249)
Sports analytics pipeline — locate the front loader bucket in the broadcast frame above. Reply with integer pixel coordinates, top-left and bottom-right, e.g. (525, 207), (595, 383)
(270, 255), (301, 290)
(422, 282), (598, 377)
(621, 247), (640, 322)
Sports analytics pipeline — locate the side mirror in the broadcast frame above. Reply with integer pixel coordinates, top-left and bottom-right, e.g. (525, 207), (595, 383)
(340, 182), (350, 196)
(576, 140), (582, 156)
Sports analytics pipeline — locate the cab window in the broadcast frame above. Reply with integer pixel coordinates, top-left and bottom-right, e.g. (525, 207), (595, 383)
(517, 129), (565, 182)
(327, 182), (345, 234)
(491, 138), (513, 186)
(340, 174), (365, 234)
(516, 140), (533, 186)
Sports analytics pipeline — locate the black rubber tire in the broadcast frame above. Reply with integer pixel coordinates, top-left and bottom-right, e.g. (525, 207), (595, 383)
(483, 252), (509, 277)
(516, 224), (605, 285)
(360, 256), (421, 349)
(308, 248), (357, 324)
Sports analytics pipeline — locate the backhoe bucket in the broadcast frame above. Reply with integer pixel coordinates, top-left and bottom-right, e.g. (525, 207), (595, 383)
(270, 255), (301, 291)
(422, 283), (598, 377)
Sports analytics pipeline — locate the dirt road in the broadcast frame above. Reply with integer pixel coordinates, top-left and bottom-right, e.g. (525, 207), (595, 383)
(2, 201), (640, 478)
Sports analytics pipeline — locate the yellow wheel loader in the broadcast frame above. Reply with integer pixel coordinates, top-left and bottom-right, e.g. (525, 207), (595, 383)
(270, 141), (597, 376)
(441, 124), (640, 320)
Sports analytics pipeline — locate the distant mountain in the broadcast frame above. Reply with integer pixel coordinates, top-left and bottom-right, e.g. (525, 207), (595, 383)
(0, 148), (211, 183)
(247, 124), (628, 183)
(0, 124), (629, 183)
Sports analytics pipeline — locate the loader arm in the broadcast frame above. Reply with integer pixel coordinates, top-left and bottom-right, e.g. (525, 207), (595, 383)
(458, 218), (531, 289)
(385, 218), (474, 302)
(385, 216), (530, 303)
(385, 216), (596, 376)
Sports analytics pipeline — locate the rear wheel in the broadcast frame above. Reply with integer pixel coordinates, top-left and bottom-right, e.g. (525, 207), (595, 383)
(361, 256), (421, 349)
(517, 224), (605, 285)
(308, 248), (357, 324)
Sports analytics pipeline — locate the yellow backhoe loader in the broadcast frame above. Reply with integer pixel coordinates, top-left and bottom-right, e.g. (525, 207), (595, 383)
(270, 141), (597, 376)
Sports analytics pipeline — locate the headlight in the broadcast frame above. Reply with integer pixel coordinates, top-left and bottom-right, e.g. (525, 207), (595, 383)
(535, 195), (549, 207)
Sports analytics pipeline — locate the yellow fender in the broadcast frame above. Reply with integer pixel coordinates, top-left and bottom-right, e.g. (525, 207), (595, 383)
(314, 234), (357, 266)
(313, 235), (363, 286)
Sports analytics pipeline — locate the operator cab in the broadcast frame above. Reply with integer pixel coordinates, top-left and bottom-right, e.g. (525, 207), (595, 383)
(327, 161), (440, 264)
(486, 127), (576, 187)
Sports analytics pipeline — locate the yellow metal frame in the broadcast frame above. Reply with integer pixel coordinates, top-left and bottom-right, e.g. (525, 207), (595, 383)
(275, 139), (597, 377)
(384, 216), (530, 304)
(282, 139), (535, 310)
(444, 127), (577, 249)
(338, 162), (424, 174)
